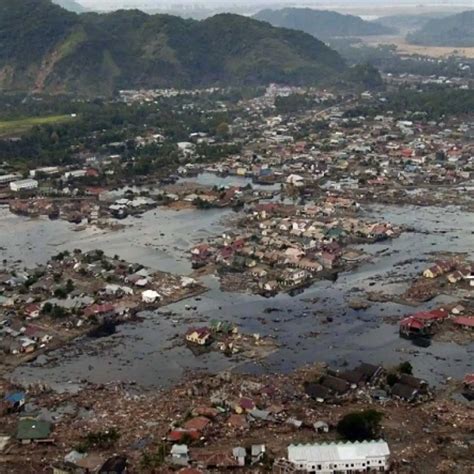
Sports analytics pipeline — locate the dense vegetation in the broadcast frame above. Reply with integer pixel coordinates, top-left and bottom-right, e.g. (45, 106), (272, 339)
(0, 91), (244, 172)
(344, 87), (474, 121)
(407, 10), (474, 47)
(0, 0), (346, 96)
(254, 8), (395, 39)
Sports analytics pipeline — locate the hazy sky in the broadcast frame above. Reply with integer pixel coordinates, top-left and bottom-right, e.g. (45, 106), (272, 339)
(80, 0), (473, 6)
(78, 0), (474, 15)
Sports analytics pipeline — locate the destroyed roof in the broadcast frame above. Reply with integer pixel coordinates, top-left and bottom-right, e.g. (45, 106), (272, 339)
(304, 382), (331, 400)
(391, 383), (418, 400)
(288, 440), (390, 463)
(193, 450), (239, 468)
(320, 375), (350, 394)
(341, 363), (383, 384)
(399, 374), (427, 389)
(98, 455), (127, 473)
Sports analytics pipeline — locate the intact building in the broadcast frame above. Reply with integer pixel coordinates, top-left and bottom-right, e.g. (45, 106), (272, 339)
(10, 179), (38, 192)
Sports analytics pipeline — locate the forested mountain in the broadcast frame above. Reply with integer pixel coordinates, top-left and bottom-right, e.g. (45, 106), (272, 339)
(0, 0), (346, 96)
(254, 8), (396, 39)
(407, 10), (474, 47)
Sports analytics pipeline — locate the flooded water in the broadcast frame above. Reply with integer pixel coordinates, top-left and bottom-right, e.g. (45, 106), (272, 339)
(2, 200), (473, 390)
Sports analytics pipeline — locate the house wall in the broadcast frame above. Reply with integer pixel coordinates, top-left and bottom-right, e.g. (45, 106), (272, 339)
(291, 455), (388, 473)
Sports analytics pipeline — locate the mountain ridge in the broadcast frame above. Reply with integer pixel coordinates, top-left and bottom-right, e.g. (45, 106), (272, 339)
(0, 0), (347, 96)
(253, 8), (396, 39)
(407, 10), (474, 47)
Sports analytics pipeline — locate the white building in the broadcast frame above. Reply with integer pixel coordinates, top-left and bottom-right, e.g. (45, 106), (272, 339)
(64, 169), (87, 179)
(288, 440), (390, 473)
(10, 179), (38, 192)
(29, 166), (60, 177)
(0, 173), (21, 185)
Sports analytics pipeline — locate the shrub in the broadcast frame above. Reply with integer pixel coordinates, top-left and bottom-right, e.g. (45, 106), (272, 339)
(398, 361), (413, 375)
(76, 428), (120, 452)
(337, 409), (383, 441)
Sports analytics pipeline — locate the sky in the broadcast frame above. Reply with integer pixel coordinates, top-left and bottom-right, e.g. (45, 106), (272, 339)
(79, 0), (473, 7)
(77, 0), (474, 16)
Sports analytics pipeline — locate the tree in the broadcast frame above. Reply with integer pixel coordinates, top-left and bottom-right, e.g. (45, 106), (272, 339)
(386, 373), (399, 387)
(66, 279), (75, 293)
(398, 361), (413, 375)
(216, 121), (229, 137)
(140, 443), (168, 470)
(337, 410), (383, 441)
(41, 302), (53, 314)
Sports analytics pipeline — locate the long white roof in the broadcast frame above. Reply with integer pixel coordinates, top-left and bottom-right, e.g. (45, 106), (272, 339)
(288, 440), (390, 463)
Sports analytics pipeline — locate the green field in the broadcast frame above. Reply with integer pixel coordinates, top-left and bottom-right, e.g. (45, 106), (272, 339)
(0, 115), (74, 136)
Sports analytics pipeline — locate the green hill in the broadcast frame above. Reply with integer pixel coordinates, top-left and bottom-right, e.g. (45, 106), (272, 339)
(254, 8), (396, 39)
(0, 0), (346, 96)
(407, 10), (474, 47)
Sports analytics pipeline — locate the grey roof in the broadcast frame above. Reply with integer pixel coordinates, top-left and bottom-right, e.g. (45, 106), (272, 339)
(391, 383), (418, 400)
(171, 444), (189, 455)
(248, 408), (274, 421)
(313, 420), (329, 428)
(233, 447), (246, 457)
(251, 444), (265, 456)
(288, 440), (390, 463)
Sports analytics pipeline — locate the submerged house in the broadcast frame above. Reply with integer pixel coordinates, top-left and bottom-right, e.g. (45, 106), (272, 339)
(186, 328), (212, 346)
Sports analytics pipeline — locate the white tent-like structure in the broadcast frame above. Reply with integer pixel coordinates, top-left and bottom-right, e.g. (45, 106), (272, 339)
(288, 440), (390, 473)
(141, 290), (161, 304)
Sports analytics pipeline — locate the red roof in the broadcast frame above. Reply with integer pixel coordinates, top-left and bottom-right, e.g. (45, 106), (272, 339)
(463, 374), (474, 385)
(411, 309), (448, 321)
(83, 303), (115, 318)
(400, 317), (425, 330)
(219, 247), (234, 259)
(238, 397), (255, 411)
(183, 416), (210, 432)
(168, 429), (200, 442)
(453, 316), (474, 328)
(24, 303), (40, 315)
(85, 187), (106, 196)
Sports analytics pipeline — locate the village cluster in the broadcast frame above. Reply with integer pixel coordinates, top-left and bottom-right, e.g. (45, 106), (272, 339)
(190, 200), (400, 295)
(0, 250), (204, 371)
(1, 82), (472, 229)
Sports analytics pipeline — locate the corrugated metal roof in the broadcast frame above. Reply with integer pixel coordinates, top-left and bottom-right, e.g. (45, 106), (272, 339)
(288, 440), (389, 463)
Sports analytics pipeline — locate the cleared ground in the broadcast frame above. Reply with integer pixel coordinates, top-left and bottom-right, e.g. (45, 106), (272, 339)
(0, 114), (74, 137)
(360, 35), (474, 58)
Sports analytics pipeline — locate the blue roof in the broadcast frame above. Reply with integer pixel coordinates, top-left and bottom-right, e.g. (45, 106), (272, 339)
(5, 392), (25, 404)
